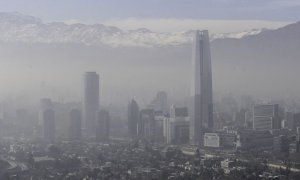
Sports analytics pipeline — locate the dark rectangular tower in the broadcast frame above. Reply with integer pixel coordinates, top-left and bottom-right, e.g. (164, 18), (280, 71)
(69, 109), (82, 140)
(83, 72), (99, 136)
(43, 109), (55, 142)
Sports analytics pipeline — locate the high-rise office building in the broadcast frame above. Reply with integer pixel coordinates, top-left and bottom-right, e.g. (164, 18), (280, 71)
(190, 30), (213, 145)
(285, 112), (294, 130)
(128, 99), (139, 137)
(138, 109), (155, 141)
(43, 109), (55, 142)
(154, 114), (165, 142)
(148, 91), (168, 113)
(69, 109), (81, 140)
(83, 72), (99, 136)
(16, 109), (30, 127)
(39, 98), (53, 125)
(293, 113), (300, 132)
(253, 104), (281, 130)
(164, 105), (189, 144)
(96, 110), (110, 141)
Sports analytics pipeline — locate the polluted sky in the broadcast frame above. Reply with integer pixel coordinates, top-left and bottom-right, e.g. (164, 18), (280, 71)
(0, 0), (300, 106)
(0, 0), (298, 32)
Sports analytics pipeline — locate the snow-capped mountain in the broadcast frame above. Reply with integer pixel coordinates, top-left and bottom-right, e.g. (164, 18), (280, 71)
(0, 12), (300, 102)
(210, 29), (266, 40)
(0, 12), (265, 47)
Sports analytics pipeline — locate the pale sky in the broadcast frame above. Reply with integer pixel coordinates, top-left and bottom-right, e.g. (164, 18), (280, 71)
(0, 0), (298, 32)
(0, 0), (299, 21)
(0, 0), (299, 103)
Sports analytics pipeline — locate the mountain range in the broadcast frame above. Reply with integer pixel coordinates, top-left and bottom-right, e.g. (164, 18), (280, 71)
(0, 12), (265, 47)
(0, 12), (299, 104)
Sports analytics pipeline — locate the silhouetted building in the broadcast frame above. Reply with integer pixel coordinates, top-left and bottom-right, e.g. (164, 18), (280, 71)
(274, 135), (290, 156)
(253, 104), (281, 130)
(293, 113), (300, 132)
(96, 110), (110, 141)
(296, 141), (300, 153)
(135, 108), (166, 142)
(52, 102), (81, 139)
(69, 109), (81, 140)
(154, 115), (165, 142)
(148, 91), (168, 113)
(285, 112), (294, 130)
(190, 30), (213, 145)
(164, 105), (189, 144)
(236, 130), (274, 150)
(138, 109), (155, 141)
(220, 96), (239, 118)
(128, 99), (139, 137)
(239, 95), (254, 110)
(39, 98), (53, 125)
(245, 110), (253, 128)
(234, 109), (247, 127)
(43, 109), (55, 142)
(16, 108), (30, 127)
(219, 132), (236, 149)
(83, 72), (99, 136)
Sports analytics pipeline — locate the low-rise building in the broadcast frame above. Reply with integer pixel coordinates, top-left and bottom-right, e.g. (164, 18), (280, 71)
(204, 133), (220, 148)
(236, 129), (273, 150)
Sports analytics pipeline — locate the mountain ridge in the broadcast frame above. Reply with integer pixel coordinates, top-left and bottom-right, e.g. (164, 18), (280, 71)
(0, 12), (272, 47)
(0, 12), (300, 101)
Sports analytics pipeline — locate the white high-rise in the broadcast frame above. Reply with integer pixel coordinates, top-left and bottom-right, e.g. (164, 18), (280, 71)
(190, 30), (213, 145)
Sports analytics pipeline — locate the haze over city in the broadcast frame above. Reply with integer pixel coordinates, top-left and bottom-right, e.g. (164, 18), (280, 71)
(0, 1), (298, 104)
(1, 0), (300, 179)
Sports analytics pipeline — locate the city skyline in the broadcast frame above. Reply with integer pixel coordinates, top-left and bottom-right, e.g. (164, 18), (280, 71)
(1, 1), (300, 178)
(0, 11), (299, 105)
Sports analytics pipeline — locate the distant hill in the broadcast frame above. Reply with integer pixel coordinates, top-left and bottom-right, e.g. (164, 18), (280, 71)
(0, 12), (299, 102)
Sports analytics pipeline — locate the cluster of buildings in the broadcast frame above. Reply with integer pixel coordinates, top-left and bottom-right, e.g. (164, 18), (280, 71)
(37, 72), (110, 142)
(129, 91), (300, 155)
(127, 30), (213, 146)
(125, 30), (300, 158)
(1, 29), (300, 178)
(0, 30), (299, 157)
(0, 140), (275, 180)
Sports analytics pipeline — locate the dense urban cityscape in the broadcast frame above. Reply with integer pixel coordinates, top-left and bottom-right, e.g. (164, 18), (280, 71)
(1, 1), (300, 180)
(0, 28), (300, 179)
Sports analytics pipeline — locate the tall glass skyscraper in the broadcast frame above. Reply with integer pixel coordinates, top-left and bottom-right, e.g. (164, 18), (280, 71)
(83, 72), (99, 136)
(190, 30), (213, 145)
